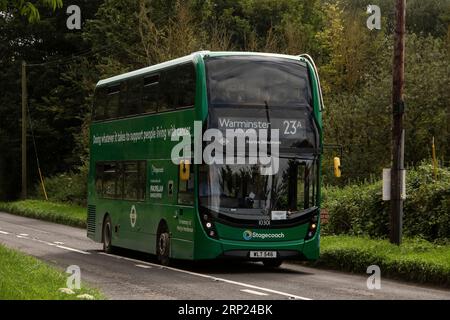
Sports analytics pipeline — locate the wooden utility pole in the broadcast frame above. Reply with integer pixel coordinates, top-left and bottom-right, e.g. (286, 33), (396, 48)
(390, 0), (406, 245)
(21, 61), (27, 199)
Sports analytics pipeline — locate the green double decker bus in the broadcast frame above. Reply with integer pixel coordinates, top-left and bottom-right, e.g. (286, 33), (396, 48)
(87, 51), (324, 267)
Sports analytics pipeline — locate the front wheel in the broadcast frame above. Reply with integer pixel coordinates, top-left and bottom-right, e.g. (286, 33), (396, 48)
(157, 229), (170, 266)
(103, 216), (114, 253)
(262, 259), (283, 268)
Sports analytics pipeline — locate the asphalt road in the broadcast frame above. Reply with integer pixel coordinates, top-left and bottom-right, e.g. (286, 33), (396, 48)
(1, 212), (449, 300)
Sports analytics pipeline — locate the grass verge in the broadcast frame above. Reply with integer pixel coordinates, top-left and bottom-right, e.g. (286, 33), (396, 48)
(314, 235), (450, 287)
(0, 200), (86, 228)
(0, 244), (102, 299)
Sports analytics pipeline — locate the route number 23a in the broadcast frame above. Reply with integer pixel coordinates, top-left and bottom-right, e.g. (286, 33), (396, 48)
(283, 120), (303, 135)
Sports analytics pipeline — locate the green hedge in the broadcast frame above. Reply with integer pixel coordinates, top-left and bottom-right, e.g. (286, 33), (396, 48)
(317, 236), (450, 287)
(322, 164), (450, 241)
(0, 200), (86, 228)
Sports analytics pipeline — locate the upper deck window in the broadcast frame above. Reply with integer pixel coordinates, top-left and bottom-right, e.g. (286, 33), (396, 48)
(93, 62), (196, 121)
(206, 56), (312, 108)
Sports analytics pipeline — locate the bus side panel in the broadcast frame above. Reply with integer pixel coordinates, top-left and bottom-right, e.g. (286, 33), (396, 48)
(170, 205), (195, 260)
(115, 201), (155, 254)
(89, 199), (159, 255)
(149, 159), (194, 260)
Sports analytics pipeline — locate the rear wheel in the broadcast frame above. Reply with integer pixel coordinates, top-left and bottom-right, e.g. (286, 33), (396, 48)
(157, 226), (170, 266)
(103, 216), (113, 253)
(262, 259), (283, 268)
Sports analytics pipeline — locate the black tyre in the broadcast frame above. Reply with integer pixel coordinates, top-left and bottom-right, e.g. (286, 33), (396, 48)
(103, 215), (114, 253)
(157, 226), (170, 266)
(262, 259), (283, 268)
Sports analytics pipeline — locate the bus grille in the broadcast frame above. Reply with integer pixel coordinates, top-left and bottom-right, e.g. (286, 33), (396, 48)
(87, 205), (96, 235)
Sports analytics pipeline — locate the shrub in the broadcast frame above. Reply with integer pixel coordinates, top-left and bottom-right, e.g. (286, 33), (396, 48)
(33, 162), (88, 206)
(322, 164), (450, 241)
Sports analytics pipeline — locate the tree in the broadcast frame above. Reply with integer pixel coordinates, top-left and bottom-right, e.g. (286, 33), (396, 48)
(0, 0), (100, 200)
(0, 0), (63, 22)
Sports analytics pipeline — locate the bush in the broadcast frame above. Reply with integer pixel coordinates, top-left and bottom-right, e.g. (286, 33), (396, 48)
(322, 164), (450, 241)
(33, 163), (88, 206)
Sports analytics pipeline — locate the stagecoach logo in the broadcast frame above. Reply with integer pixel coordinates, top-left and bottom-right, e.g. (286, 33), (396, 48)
(243, 230), (285, 240)
(243, 230), (253, 240)
(130, 205), (137, 228)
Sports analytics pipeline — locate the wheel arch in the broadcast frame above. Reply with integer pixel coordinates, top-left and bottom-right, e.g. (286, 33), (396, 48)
(157, 219), (169, 235)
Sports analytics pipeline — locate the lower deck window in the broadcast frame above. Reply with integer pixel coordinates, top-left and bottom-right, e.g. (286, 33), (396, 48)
(96, 161), (146, 201)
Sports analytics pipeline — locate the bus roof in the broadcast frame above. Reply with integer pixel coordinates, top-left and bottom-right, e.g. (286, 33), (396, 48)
(96, 51), (304, 87)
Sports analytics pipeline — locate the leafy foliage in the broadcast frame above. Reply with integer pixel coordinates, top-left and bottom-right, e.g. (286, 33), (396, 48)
(323, 164), (450, 241)
(32, 162), (88, 205)
(0, 0), (63, 22)
(320, 4), (450, 184)
(0, 0), (101, 200)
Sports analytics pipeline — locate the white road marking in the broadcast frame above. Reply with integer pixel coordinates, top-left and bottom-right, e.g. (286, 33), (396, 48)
(35, 239), (57, 246)
(2, 228), (90, 255)
(55, 245), (90, 255)
(240, 289), (268, 296)
(99, 252), (312, 300)
(34, 238), (90, 255)
(135, 264), (152, 269)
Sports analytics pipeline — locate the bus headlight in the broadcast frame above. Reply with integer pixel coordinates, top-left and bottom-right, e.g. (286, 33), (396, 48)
(305, 213), (319, 241)
(200, 208), (219, 239)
